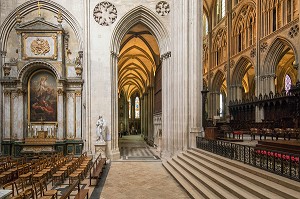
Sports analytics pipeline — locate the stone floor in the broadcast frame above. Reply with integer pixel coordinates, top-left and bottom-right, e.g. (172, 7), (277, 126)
(39, 135), (188, 199)
(98, 135), (190, 199)
(99, 161), (190, 199)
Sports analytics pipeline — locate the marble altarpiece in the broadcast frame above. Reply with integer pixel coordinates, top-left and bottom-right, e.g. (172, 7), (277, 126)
(1, 13), (84, 157)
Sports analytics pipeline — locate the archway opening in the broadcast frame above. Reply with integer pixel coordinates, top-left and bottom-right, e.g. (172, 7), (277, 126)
(117, 23), (160, 159)
(275, 48), (296, 93)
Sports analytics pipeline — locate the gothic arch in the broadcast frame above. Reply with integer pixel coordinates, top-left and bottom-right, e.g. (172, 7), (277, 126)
(263, 37), (298, 75)
(0, 0), (83, 51)
(212, 70), (225, 92)
(109, 5), (170, 158)
(111, 5), (170, 54)
(231, 56), (254, 85)
(18, 61), (61, 84)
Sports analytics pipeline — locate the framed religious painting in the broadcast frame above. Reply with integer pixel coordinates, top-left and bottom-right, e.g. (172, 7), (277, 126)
(28, 70), (57, 122)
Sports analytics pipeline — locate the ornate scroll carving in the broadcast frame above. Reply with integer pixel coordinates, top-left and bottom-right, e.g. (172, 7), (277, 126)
(30, 38), (50, 55)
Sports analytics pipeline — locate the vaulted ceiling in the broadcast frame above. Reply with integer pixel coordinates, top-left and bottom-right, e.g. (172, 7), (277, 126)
(118, 23), (160, 101)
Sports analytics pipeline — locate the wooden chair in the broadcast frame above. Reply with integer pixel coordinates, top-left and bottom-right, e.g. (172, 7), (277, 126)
(32, 180), (43, 199)
(23, 188), (35, 199)
(3, 181), (16, 197)
(40, 177), (58, 199)
(14, 178), (26, 195)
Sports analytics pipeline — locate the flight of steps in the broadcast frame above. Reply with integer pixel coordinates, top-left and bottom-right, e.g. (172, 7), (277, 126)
(163, 148), (300, 199)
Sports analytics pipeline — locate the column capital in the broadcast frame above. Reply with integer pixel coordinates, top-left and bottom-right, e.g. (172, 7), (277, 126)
(160, 51), (171, 61)
(110, 51), (119, 58)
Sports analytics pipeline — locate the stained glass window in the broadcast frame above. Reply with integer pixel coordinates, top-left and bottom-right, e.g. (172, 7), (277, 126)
(128, 100), (131, 119)
(219, 93), (223, 117)
(135, 97), (140, 119)
(285, 74), (292, 92)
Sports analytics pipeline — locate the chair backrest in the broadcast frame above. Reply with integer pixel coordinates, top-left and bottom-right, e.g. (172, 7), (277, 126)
(32, 181), (42, 199)
(14, 178), (25, 195)
(23, 188), (35, 199)
(3, 181), (15, 196)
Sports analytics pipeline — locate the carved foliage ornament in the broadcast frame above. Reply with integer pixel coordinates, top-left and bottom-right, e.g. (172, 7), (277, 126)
(250, 48), (256, 58)
(260, 42), (268, 52)
(156, 1), (170, 16)
(31, 38), (50, 55)
(289, 24), (299, 38)
(93, 2), (117, 26)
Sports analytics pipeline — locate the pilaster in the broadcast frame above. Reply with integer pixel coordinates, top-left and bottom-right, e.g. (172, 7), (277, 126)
(188, 0), (202, 148)
(3, 91), (11, 140)
(75, 91), (82, 139)
(57, 88), (64, 140)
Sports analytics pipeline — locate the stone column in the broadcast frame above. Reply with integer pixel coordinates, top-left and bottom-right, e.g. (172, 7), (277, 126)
(236, 85), (243, 100)
(226, 1), (232, 122)
(67, 92), (75, 139)
(188, 0), (202, 148)
(161, 52), (172, 158)
(3, 91), (11, 140)
(149, 87), (154, 143)
(270, 75), (276, 94)
(109, 51), (120, 160)
(57, 88), (64, 140)
(11, 91), (18, 140)
(140, 97), (144, 137)
(17, 89), (24, 140)
(144, 92), (148, 139)
(75, 91), (82, 139)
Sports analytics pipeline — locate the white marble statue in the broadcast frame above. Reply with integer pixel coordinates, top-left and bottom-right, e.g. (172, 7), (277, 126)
(96, 115), (105, 143)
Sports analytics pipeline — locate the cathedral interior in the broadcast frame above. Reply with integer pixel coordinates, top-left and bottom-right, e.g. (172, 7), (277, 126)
(0, 0), (300, 198)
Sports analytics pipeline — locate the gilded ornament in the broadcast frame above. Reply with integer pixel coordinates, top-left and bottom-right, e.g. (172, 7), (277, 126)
(55, 10), (63, 24)
(30, 38), (50, 55)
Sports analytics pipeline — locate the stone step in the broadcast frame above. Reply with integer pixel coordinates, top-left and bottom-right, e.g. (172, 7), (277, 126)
(180, 153), (288, 199)
(190, 148), (300, 196)
(173, 156), (248, 199)
(162, 160), (206, 199)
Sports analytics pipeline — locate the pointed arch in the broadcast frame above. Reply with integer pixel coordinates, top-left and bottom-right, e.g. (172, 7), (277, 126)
(231, 56), (254, 85)
(263, 37), (298, 75)
(111, 5), (170, 54)
(110, 5), (170, 158)
(212, 70), (225, 92)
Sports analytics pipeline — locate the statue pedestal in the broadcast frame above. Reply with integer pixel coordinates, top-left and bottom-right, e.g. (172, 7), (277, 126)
(94, 141), (106, 158)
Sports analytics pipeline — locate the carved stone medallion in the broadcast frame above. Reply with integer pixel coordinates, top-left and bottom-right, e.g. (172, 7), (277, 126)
(93, 2), (117, 26)
(156, 1), (170, 16)
(31, 38), (50, 55)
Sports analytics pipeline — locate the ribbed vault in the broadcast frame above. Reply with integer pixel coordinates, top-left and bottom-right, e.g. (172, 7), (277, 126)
(118, 23), (159, 100)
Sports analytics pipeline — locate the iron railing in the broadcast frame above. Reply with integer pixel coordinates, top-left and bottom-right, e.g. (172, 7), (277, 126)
(196, 137), (300, 181)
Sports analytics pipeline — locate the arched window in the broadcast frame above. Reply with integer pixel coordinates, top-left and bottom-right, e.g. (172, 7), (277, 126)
(287, 0), (292, 22)
(272, 7), (277, 32)
(128, 100), (131, 119)
(203, 14), (208, 35)
(219, 93), (224, 117)
(216, 0), (226, 23)
(285, 74), (292, 92)
(135, 97), (140, 119)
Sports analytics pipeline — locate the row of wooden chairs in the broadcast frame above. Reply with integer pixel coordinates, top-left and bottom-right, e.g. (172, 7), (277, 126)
(51, 152), (92, 186)
(0, 152), (65, 186)
(3, 176), (57, 199)
(250, 128), (300, 140)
